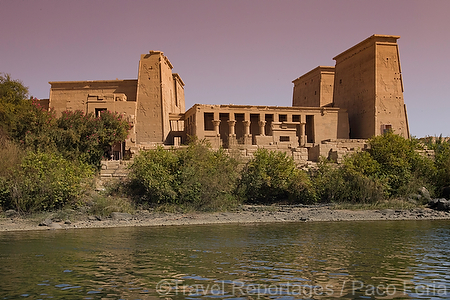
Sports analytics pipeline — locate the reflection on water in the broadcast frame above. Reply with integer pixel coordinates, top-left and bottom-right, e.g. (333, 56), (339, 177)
(0, 220), (450, 299)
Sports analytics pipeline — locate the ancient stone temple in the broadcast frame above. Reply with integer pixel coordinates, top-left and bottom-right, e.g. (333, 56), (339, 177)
(292, 35), (409, 139)
(47, 34), (409, 163)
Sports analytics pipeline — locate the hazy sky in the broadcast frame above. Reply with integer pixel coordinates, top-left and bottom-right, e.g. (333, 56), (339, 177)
(1, 0), (449, 137)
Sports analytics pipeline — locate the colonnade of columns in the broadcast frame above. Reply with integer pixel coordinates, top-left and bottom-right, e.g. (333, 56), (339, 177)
(207, 112), (309, 147)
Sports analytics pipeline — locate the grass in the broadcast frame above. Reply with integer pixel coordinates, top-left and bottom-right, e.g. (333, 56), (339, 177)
(12, 192), (136, 225)
(0, 137), (24, 178)
(87, 193), (135, 217)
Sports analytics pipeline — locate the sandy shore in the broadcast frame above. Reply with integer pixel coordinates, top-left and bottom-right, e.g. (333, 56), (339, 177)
(1, 205), (450, 232)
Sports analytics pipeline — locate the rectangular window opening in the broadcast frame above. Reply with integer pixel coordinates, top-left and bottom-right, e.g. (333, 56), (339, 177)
(204, 112), (214, 131)
(95, 108), (107, 117)
(306, 115), (314, 143)
(382, 124), (392, 134)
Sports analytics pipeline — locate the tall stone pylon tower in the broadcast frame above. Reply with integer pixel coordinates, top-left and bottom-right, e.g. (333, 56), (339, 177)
(333, 35), (409, 139)
(135, 51), (185, 145)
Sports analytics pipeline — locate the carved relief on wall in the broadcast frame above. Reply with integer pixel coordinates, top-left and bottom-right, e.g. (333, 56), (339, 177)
(138, 83), (151, 98)
(127, 114), (135, 126)
(115, 93), (127, 101)
(87, 94), (115, 101)
(142, 63), (159, 81)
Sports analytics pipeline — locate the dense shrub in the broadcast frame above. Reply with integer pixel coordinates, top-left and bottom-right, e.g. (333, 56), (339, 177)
(0, 151), (94, 213)
(312, 132), (436, 203)
(424, 137), (450, 197)
(367, 131), (436, 197)
(128, 146), (178, 203)
(237, 149), (316, 204)
(312, 153), (387, 203)
(128, 140), (240, 211)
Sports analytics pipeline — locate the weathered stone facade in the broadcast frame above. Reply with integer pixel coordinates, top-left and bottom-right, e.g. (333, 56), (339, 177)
(332, 35), (409, 139)
(292, 66), (335, 108)
(184, 104), (349, 164)
(47, 34), (409, 163)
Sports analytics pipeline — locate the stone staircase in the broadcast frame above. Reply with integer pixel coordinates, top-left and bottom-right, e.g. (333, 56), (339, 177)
(100, 160), (131, 179)
(96, 160), (132, 190)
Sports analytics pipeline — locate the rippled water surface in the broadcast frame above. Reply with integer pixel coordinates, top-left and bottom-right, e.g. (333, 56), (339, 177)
(1, 220), (450, 299)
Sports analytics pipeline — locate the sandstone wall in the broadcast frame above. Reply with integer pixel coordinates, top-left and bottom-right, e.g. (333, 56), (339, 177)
(374, 42), (409, 137)
(135, 52), (164, 145)
(333, 35), (409, 139)
(333, 37), (377, 139)
(49, 80), (137, 117)
(292, 66), (335, 107)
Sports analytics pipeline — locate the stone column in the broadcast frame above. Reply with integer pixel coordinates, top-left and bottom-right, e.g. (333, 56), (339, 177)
(227, 120), (237, 146)
(212, 120), (221, 136)
(227, 120), (236, 136)
(300, 122), (307, 146)
(243, 120), (251, 145)
(243, 120), (251, 135)
(258, 120), (266, 136)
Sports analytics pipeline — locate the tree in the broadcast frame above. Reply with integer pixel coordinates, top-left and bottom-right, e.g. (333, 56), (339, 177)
(0, 73), (30, 136)
(53, 110), (132, 167)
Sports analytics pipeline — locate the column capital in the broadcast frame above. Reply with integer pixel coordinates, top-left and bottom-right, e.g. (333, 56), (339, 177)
(243, 120), (251, 135)
(212, 119), (221, 136)
(258, 120), (266, 136)
(228, 119), (236, 135)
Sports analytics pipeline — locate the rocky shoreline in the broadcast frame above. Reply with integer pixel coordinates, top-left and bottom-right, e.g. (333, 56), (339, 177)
(1, 204), (450, 232)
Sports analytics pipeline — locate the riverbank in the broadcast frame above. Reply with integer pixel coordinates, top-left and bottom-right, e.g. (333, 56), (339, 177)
(1, 205), (450, 232)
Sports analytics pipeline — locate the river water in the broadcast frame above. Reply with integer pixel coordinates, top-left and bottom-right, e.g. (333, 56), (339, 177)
(0, 220), (449, 299)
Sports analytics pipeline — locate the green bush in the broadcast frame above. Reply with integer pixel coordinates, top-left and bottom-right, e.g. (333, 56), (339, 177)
(128, 146), (178, 203)
(0, 151), (94, 213)
(87, 194), (135, 217)
(312, 132), (436, 203)
(237, 149), (316, 204)
(367, 131), (436, 197)
(0, 135), (25, 210)
(175, 141), (240, 210)
(312, 153), (387, 203)
(128, 140), (240, 211)
(424, 137), (450, 197)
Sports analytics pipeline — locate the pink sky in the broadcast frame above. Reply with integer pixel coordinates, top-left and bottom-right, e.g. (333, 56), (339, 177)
(1, 0), (449, 137)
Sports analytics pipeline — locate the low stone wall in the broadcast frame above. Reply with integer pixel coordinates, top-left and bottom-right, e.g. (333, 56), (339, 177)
(100, 160), (132, 179)
(307, 139), (368, 163)
(223, 145), (309, 166)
